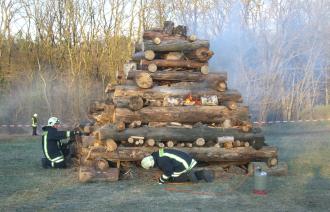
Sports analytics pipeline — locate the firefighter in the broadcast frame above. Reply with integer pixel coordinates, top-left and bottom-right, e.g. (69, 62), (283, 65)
(141, 148), (214, 184)
(41, 117), (80, 169)
(31, 113), (38, 136)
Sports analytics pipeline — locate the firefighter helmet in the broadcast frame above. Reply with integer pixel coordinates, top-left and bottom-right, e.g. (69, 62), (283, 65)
(141, 155), (155, 169)
(48, 117), (60, 126)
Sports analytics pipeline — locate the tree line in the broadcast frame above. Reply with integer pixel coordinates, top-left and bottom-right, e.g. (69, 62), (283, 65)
(0, 0), (329, 125)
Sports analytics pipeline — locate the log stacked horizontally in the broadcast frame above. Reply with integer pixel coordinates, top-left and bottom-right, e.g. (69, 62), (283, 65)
(79, 21), (279, 182)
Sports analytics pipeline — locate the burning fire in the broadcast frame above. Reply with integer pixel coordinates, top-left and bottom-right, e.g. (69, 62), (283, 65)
(184, 94), (201, 105)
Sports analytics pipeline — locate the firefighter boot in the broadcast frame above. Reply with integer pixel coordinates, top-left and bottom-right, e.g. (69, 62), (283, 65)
(41, 158), (51, 169)
(194, 170), (214, 182)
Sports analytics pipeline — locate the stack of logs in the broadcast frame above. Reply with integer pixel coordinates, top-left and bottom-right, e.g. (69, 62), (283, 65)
(78, 21), (278, 182)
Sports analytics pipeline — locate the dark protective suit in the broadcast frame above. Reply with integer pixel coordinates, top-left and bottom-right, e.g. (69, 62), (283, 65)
(41, 126), (75, 168)
(31, 116), (38, 136)
(151, 149), (197, 183)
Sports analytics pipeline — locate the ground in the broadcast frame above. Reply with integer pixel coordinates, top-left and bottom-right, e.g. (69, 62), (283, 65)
(1, 122), (330, 211)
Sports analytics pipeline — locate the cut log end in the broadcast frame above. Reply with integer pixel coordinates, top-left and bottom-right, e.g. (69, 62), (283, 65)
(145, 50), (156, 60)
(194, 138), (205, 146)
(129, 96), (144, 111)
(147, 63), (158, 73)
(135, 72), (153, 89)
(201, 65), (209, 75)
(188, 35), (197, 42)
(153, 37), (161, 45)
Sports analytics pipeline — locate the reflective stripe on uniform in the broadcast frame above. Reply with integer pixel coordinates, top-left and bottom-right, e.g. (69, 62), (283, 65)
(159, 149), (190, 170)
(43, 131), (52, 161)
(43, 131), (64, 163)
(66, 131), (70, 137)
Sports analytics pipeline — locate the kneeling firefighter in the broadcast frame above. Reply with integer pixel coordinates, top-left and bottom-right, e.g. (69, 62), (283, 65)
(141, 148), (214, 184)
(41, 117), (80, 168)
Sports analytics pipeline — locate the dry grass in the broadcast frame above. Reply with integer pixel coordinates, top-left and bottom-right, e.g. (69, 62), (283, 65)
(1, 122), (330, 211)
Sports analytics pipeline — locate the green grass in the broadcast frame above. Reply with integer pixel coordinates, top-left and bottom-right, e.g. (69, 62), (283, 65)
(1, 122), (330, 211)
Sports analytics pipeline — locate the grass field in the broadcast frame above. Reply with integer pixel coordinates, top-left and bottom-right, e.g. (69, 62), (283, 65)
(1, 122), (330, 211)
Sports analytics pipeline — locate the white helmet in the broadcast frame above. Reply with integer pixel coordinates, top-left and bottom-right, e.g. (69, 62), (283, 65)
(48, 117), (60, 126)
(141, 155), (154, 169)
(33, 113), (38, 117)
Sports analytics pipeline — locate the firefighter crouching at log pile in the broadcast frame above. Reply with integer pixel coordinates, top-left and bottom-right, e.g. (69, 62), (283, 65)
(141, 148), (214, 184)
(41, 117), (81, 169)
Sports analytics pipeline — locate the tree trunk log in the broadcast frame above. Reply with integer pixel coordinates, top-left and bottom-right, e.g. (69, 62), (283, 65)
(98, 125), (265, 149)
(113, 85), (243, 108)
(81, 146), (277, 163)
(143, 31), (185, 41)
(132, 50), (155, 61)
(184, 47), (214, 62)
(141, 59), (207, 70)
(114, 106), (249, 124)
(136, 39), (209, 52)
(127, 70), (227, 83)
(163, 21), (174, 34)
(135, 72), (153, 88)
(128, 96), (144, 111)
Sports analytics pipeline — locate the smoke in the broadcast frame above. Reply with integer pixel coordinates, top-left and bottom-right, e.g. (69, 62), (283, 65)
(203, 1), (329, 121)
(0, 69), (105, 127)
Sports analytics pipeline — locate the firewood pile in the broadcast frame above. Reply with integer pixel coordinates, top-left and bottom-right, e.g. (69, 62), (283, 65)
(75, 21), (278, 182)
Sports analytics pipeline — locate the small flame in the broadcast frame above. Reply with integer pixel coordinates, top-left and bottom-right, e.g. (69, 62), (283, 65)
(184, 94), (201, 105)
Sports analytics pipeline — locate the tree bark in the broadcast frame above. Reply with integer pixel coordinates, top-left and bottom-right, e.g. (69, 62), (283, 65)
(136, 39), (209, 52)
(141, 59), (207, 70)
(132, 50), (155, 61)
(163, 21), (174, 34)
(113, 85), (242, 108)
(143, 31), (185, 41)
(81, 146), (277, 163)
(127, 70), (227, 83)
(184, 47), (214, 62)
(98, 125), (265, 149)
(114, 106), (249, 124)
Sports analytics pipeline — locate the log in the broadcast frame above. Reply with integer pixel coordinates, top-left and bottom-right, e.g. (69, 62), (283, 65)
(223, 119), (232, 128)
(136, 39), (209, 52)
(194, 138), (205, 146)
(143, 31), (186, 41)
(153, 37), (161, 45)
(114, 106), (249, 124)
(129, 120), (142, 128)
(95, 158), (109, 170)
(128, 96), (144, 111)
(105, 139), (117, 152)
(99, 125), (265, 149)
(185, 143), (193, 148)
(79, 166), (119, 183)
(163, 21), (174, 34)
(127, 71), (227, 83)
(132, 50), (155, 61)
(81, 146), (277, 163)
(173, 25), (187, 36)
(162, 52), (184, 60)
(141, 59), (207, 70)
(184, 47), (214, 62)
(113, 86), (243, 108)
(115, 121), (125, 132)
(146, 138), (155, 147)
(188, 35), (197, 42)
(223, 101), (238, 110)
(157, 142), (165, 148)
(81, 136), (97, 148)
(135, 72), (153, 88)
(166, 140), (176, 148)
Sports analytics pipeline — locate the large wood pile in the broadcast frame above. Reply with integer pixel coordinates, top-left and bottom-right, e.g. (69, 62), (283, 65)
(76, 21), (278, 182)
